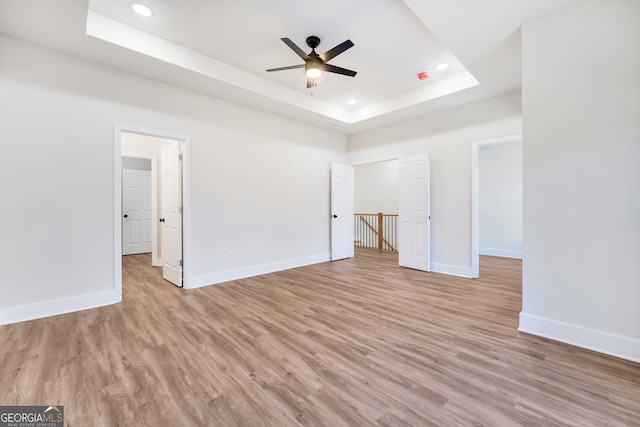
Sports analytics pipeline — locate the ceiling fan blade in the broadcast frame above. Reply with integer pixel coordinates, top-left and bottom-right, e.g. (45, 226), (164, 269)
(281, 38), (309, 61)
(323, 63), (357, 77)
(319, 39), (354, 62)
(266, 64), (305, 72)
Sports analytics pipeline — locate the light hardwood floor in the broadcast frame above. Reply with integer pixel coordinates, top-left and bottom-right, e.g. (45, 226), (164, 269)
(1, 249), (638, 426)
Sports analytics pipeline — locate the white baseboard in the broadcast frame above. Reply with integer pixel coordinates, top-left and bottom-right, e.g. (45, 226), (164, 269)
(0, 289), (120, 326)
(519, 312), (640, 363)
(430, 262), (474, 278)
(189, 253), (331, 289)
(479, 247), (522, 259)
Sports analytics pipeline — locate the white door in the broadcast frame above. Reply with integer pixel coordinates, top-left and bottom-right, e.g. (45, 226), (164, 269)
(122, 169), (153, 255)
(161, 141), (183, 287)
(331, 163), (355, 260)
(398, 153), (431, 271)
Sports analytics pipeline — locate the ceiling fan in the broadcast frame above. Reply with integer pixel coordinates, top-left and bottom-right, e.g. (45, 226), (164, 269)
(266, 36), (357, 88)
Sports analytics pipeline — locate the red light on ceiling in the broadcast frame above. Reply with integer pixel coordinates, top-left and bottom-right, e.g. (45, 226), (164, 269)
(418, 71), (431, 80)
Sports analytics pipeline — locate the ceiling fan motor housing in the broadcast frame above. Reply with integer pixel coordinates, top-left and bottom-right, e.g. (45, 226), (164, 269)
(306, 36), (321, 49)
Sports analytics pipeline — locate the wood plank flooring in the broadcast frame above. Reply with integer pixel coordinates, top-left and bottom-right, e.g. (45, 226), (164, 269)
(1, 248), (638, 426)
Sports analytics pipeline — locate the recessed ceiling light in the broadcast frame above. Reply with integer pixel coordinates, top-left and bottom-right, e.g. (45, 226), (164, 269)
(130, 2), (154, 17)
(435, 63), (449, 71)
(347, 99), (357, 105)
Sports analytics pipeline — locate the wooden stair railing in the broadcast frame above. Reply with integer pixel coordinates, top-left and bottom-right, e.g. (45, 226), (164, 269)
(354, 212), (398, 251)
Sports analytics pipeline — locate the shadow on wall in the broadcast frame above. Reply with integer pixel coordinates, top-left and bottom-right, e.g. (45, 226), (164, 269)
(348, 91), (522, 148)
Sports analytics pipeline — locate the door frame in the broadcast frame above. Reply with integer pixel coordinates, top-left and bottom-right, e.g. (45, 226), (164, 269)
(471, 134), (522, 278)
(114, 123), (192, 298)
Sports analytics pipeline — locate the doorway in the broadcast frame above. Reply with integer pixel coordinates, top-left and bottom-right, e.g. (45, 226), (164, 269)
(471, 134), (522, 278)
(114, 124), (191, 296)
(351, 155), (431, 272)
(353, 159), (399, 254)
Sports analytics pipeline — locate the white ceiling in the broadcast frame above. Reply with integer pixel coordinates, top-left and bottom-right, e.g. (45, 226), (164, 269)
(0, 0), (577, 134)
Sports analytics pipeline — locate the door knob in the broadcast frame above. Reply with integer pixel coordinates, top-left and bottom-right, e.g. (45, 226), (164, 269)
(123, 214), (128, 218)
(159, 218), (165, 223)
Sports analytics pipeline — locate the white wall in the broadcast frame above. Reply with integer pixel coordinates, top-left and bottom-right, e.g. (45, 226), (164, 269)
(354, 160), (399, 214)
(0, 36), (346, 324)
(520, 0), (640, 362)
(479, 141), (522, 258)
(122, 157), (151, 171)
(348, 92), (522, 277)
(122, 134), (165, 160)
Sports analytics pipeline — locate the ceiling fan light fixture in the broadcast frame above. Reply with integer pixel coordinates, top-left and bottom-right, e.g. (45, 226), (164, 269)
(267, 36), (356, 87)
(130, 2), (154, 17)
(305, 59), (322, 79)
(306, 68), (322, 79)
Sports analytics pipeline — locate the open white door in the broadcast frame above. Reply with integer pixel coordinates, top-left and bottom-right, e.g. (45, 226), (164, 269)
(330, 163), (354, 261)
(122, 169), (153, 255)
(161, 141), (183, 287)
(398, 153), (431, 271)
